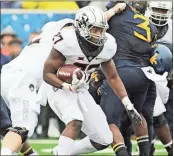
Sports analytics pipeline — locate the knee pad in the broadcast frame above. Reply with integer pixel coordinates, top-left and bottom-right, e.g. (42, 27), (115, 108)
(6, 127), (29, 143)
(153, 114), (167, 129)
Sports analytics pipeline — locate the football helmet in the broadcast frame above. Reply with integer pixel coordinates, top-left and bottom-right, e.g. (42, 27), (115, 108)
(75, 6), (109, 46)
(146, 1), (172, 26)
(150, 44), (172, 75)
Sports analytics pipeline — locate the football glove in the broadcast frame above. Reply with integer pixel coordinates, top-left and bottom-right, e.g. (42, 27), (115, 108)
(62, 69), (87, 92)
(122, 96), (143, 126)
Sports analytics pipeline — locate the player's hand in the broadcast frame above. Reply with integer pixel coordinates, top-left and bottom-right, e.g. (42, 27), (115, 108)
(163, 72), (168, 78)
(62, 69), (87, 92)
(113, 3), (126, 13)
(72, 69), (87, 87)
(122, 96), (142, 126)
(125, 103), (143, 126)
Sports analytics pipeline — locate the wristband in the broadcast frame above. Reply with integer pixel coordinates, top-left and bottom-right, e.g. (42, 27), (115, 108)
(121, 96), (132, 108)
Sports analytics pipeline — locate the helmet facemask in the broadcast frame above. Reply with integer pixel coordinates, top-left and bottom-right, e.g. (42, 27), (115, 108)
(149, 7), (172, 26)
(83, 24), (108, 46)
(147, 1), (172, 27)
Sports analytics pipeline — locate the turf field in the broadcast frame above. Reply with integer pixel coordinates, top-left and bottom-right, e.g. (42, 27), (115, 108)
(28, 139), (167, 155)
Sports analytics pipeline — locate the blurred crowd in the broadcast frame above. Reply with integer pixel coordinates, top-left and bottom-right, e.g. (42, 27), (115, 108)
(1, 1), (96, 10)
(1, 26), (36, 70)
(1, 1), (108, 11)
(1, 26), (22, 70)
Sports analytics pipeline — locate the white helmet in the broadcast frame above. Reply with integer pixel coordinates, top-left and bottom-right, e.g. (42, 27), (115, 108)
(146, 1), (172, 26)
(75, 6), (109, 46)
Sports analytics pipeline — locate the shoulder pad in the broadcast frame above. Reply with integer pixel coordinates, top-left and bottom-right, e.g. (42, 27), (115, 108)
(42, 18), (74, 33)
(41, 21), (57, 31)
(53, 28), (77, 56)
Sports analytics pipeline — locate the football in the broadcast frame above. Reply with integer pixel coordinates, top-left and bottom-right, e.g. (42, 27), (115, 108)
(57, 64), (83, 83)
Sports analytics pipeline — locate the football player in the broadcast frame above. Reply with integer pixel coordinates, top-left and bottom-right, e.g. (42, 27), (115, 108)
(149, 44), (173, 156)
(146, 1), (172, 51)
(100, 1), (158, 156)
(146, 1), (173, 155)
(43, 6), (141, 156)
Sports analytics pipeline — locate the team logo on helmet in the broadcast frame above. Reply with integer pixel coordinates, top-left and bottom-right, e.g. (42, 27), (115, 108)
(150, 53), (158, 65)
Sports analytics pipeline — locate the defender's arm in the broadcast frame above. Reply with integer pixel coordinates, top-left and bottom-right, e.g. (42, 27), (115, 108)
(101, 59), (143, 125)
(105, 2), (126, 21)
(101, 59), (127, 100)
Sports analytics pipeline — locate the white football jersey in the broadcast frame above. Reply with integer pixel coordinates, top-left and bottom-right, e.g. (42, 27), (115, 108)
(53, 27), (117, 74)
(2, 18), (74, 87)
(157, 19), (172, 45)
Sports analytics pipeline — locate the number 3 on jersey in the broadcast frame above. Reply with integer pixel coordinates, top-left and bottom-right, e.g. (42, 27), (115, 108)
(134, 14), (151, 43)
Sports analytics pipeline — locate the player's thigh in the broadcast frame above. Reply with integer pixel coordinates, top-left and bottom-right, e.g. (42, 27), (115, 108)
(0, 96), (12, 135)
(45, 84), (84, 125)
(143, 81), (156, 117)
(117, 67), (150, 113)
(100, 80), (125, 126)
(78, 91), (113, 145)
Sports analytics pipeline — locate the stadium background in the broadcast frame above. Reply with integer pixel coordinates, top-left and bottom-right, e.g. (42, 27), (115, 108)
(1, 1), (170, 155)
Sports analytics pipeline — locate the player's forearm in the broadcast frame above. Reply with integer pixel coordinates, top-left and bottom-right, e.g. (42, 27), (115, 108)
(105, 3), (126, 21)
(107, 75), (128, 100)
(105, 9), (116, 21)
(43, 73), (64, 89)
(101, 59), (128, 99)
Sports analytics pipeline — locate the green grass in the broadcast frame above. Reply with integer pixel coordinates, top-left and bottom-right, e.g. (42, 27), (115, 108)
(28, 139), (167, 155)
